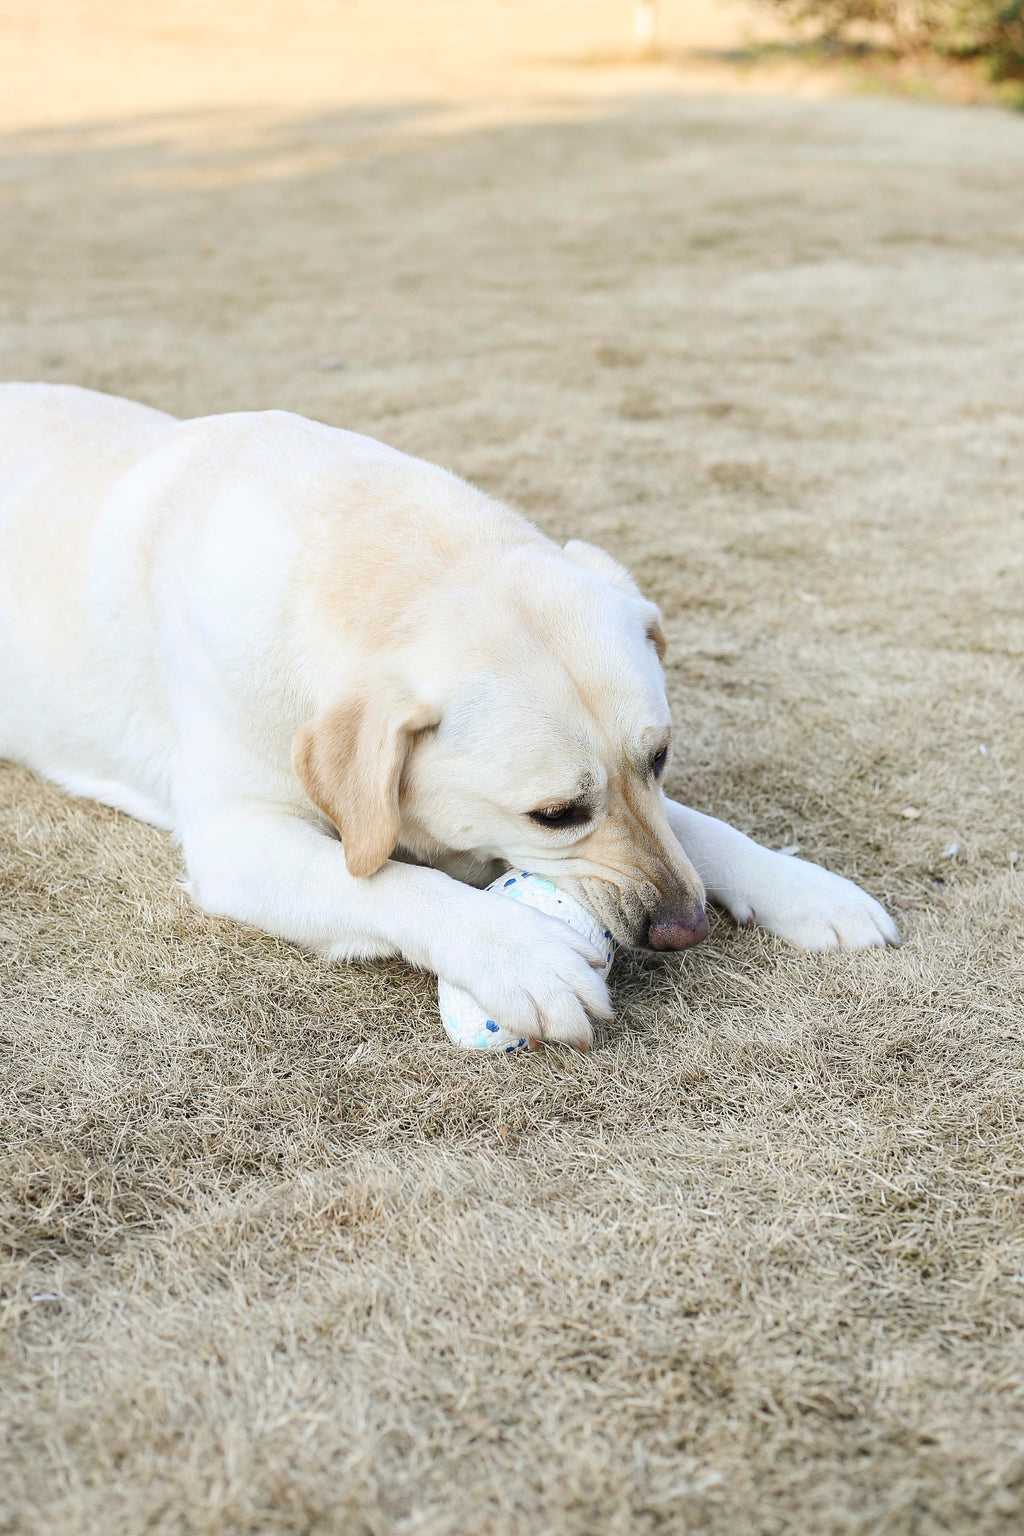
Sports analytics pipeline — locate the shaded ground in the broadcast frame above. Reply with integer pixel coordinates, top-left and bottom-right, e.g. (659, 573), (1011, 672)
(2, 4), (1024, 1533)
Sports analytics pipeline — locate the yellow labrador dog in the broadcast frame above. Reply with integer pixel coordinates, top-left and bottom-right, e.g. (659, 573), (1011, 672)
(0, 385), (897, 1047)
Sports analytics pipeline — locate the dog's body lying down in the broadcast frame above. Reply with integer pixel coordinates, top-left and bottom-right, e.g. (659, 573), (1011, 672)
(0, 384), (897, 1046)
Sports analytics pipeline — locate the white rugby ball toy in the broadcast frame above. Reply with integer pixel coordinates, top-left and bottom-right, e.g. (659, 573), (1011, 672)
(438, 871), (615, 1053)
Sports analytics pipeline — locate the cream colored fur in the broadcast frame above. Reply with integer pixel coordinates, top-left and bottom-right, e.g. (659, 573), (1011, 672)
(0, 384), (897, 1047)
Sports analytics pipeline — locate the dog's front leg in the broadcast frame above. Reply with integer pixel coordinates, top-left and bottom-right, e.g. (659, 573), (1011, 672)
(662, 797), (899, 951)
(180, 804), (611, 1045)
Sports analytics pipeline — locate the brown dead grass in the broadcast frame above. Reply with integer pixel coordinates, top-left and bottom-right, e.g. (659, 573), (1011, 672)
(2, 3), (1024, 1533)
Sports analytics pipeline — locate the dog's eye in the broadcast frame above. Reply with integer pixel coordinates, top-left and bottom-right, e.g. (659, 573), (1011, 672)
(529, 803), (588, 829)
(650, 746), (668, 778)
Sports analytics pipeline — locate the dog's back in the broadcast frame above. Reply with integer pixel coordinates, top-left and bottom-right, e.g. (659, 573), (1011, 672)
(0, 386), (180, 800)
(0, 384), (543, 825)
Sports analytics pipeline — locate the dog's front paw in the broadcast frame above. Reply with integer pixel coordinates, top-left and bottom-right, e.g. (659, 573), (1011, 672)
(727, 851), (900, 953)
(440, 898), (613, 1049)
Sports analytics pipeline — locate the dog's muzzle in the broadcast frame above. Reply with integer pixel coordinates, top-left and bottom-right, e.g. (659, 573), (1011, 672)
(644, 902), (709, 951)
(577, 875), (709, 952)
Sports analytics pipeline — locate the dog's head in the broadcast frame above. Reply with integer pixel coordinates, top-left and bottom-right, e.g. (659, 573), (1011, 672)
(293, 538), (707, 950)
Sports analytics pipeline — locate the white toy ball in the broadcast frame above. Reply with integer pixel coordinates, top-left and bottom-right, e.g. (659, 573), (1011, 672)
(438, 871), (616, 1053)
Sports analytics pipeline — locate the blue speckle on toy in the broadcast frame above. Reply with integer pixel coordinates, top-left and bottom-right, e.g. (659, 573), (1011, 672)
(437, 870), (616, 1053)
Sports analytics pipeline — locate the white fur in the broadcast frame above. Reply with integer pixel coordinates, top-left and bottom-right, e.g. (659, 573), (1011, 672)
(662, 802), (898, 952)
(0, 384), (898, 1049)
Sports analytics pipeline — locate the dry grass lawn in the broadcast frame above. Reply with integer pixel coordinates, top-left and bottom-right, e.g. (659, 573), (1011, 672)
(2, 3), (1024, 1532)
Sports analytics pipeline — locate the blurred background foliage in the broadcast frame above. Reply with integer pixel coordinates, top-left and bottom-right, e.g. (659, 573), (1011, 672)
(754, 0), (1024, 80)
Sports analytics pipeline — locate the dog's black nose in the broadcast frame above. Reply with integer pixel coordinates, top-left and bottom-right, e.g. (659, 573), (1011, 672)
(646, 903), (709, 951)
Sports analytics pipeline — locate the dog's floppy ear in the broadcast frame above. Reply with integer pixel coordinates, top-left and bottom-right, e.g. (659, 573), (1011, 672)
(292, 680), (438, 878)
(641, 603), (667, 662)
(563, 539), (643, 597)
(564, 540), (667, 661)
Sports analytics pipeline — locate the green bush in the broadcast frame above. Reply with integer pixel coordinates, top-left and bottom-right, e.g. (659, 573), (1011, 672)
(760, 0), (1024, 79)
